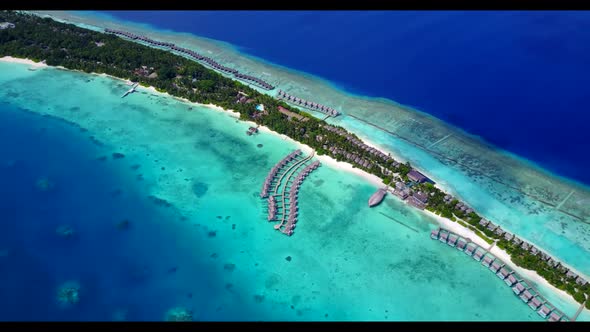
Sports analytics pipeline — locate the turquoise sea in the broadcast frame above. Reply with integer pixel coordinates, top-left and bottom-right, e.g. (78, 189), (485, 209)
(0, 60), (554, 321)
(0, 10), (589, 321)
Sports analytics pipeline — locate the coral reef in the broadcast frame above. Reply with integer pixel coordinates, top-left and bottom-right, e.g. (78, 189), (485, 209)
(35, 176), (54, 192)
(56, 281), (81, 307)
(116, 219), (131, 231)
(56, 225), (75, 238)
(164, 306), (193, 321)
(112, 308), (128, 321)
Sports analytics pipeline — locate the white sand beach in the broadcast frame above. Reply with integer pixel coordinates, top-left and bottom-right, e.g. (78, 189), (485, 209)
(0, 56), (48, 67)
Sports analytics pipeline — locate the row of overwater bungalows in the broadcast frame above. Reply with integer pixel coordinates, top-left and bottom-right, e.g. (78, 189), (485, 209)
(260, 149), (301, 198)
(430, 228), (570, 322)
(477, 219), (589, 288)
(105, 28), (275, 90)
(276, 89), (340, 117)
(281, 160), (321, 236)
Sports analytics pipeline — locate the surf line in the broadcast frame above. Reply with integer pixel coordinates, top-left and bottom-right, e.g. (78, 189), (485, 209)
(378, 212), (420, 233)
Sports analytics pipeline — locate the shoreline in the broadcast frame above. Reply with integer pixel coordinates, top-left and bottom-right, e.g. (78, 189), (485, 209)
(0, 56), (48, 67)
(2, 56), (588, 317)
(424, 210), (582, 314)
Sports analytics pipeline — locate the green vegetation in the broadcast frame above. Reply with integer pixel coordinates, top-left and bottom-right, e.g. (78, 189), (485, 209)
(1, 10), (587, 306)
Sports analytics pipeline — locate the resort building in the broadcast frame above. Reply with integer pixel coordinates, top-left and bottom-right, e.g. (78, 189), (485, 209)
(407, 169), (433, 184)
(407, 195), (426, 210)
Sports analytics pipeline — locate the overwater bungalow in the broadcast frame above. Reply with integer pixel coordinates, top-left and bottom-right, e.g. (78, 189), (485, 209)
(528, 296), (544, 310)
(481, 254), (495, 267)
(537, 303), (554, 319)
(505, 274), (518, 286)
(430, 228), (440, 240)
(447, 234), (459, 247)
(456, 238), (468, 251)
(512, 281), (527, 295)
(519, 289), (536, 303)
(497, 267), (511, 280)
(439, 231), (449, 243)
(548, 310), (563, 322)
(465, 243), (478, 256)
(472, 248), (486, 261)
(489, 260), (503, 273)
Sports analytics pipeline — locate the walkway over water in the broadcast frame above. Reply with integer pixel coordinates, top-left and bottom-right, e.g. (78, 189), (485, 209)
(277, 89), (340, 118)
(431, 227), (573, 322)
(260, 149), (321, 236)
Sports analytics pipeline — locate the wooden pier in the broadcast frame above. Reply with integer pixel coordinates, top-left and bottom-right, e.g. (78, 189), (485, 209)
(572, 300), (587, 321)
(121, 82), (139, 98)
(276, 90), (340, 118)
(259, 149), (321, 236)
(431, 227), (574, 322)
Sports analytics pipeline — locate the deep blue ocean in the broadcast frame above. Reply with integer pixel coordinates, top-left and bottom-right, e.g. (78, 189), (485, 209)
(0, 105), (212, 320)
(103, 10), (590, 186)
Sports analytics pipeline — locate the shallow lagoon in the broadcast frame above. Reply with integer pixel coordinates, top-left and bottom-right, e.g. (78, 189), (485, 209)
(33, 11), (590, 282)
(0, 61), (557, 320)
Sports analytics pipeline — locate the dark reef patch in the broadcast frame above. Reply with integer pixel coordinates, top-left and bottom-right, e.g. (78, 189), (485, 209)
(207, 231), (217, 238)
(148, 195), (172, 208)
(191, 182), (209, 198)
(116, 219), (131, 231)
(223, 263), (235, 272)
(112, 152), (125, 159)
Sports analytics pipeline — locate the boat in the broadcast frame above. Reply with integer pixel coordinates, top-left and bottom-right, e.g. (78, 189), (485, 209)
(368, 188), (387, 207)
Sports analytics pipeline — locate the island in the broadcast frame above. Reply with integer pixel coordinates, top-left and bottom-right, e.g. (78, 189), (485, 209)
(0, 10), (587, 312)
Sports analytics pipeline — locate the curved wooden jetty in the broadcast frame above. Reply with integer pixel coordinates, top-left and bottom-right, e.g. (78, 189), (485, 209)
(279, 160), (320, 236)
(259, 149), (321, 236)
